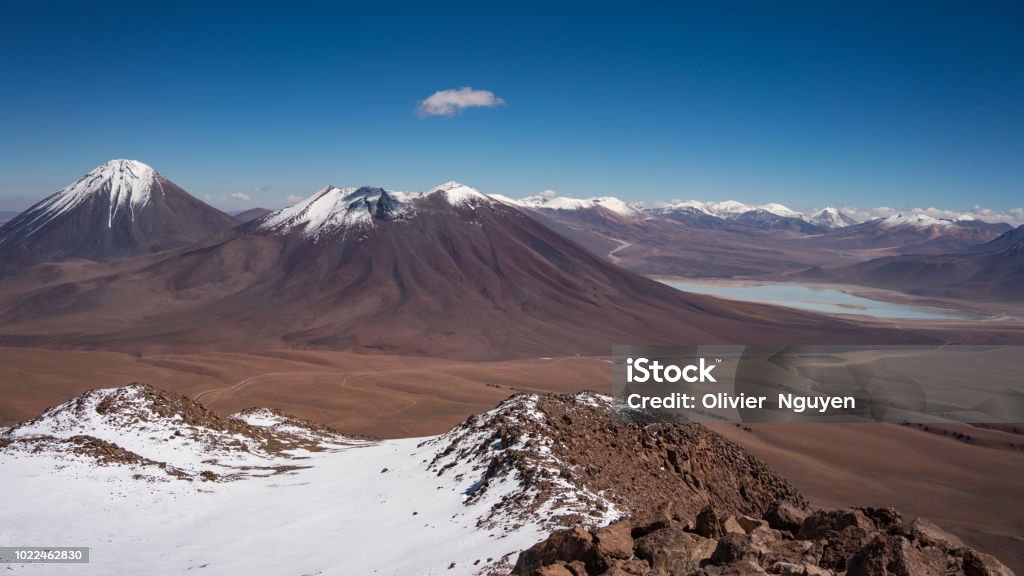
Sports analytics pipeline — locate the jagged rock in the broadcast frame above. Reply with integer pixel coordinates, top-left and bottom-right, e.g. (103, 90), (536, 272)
(723, 516), (746, 535)
(696, 505), (725, 538)
(711, 533), (765, 565)
(797, 509), (876, 540)
(634, 527), (717, 574)
(536, 561), (585, 573)
(513, 528), (601, 576)
(895, 517), (964, 550)
(770, 563), (833, 576)
(737, 516), (768, 534)
(857, 507), (902, 530)
(601, 558), (652, 576)
(846, 533), (947, 576)
(535, 564), (578, 576)
(693, 559), (769, 575)
(594, 520), (634, 560)
(961, 549), (1015, 576)
(765, 502), (810, 534)
(630, 504), (676, 537)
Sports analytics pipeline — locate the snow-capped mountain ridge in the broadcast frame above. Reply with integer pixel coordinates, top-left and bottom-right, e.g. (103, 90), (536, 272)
(256, 181), (496, 239)
(877, 213), (972, 229)
(657, 198), (804, 219)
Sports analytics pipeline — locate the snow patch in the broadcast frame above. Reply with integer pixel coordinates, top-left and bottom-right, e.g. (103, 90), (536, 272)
(0, 386), (619, 575)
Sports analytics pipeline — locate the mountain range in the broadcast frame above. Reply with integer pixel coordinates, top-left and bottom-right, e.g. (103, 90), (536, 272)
(0, 159), (1018, 360)
(0, 171), (909, 357)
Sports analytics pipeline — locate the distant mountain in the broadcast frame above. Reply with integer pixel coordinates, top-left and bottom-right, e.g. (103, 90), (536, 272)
(657, 199), (804, 220)
(731, 208), (825, 234)
(0, 211), (16, 225)
(799, 224), (1024, 299)
(0, 181), (905, 356)
(230, 207), (273, 223)
(812, 214), (1012, 254)
(496, 193), (642, 217)
(0, 160), (236, 269)
(507, 195), (855, 277)
(809, 207), (858, 228)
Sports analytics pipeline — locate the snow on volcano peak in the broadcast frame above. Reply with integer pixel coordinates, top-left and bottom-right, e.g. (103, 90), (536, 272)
(26, 159), (159, 231)
(257, 185), (407, 239)
(257, 182), (502, 239)
(809, 206), (858, 228)
(427, 180), (492, 205)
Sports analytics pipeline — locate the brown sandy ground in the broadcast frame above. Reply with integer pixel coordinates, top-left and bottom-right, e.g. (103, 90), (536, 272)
(0, 347), (607, 437)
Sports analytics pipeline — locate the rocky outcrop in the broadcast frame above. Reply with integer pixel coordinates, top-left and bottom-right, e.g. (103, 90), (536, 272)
(425, 392), (805, 532)
(511, 506), (1014, 576)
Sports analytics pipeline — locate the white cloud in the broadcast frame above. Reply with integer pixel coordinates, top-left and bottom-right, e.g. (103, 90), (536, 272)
(230, 191), (252, 202)
(418, 87), (505, 117)
(285, 194), (304, 203)
(537, 189), (558, 199)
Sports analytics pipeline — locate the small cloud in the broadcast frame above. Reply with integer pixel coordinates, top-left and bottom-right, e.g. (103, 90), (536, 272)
(230, 191), (252, 202)
(285, 194), (304, 203)
(418, 87), (505, 117)
(538, 189), (558, 199)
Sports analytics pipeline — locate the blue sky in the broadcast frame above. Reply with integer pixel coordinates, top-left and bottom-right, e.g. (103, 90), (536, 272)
(1, 1), (1022, 215)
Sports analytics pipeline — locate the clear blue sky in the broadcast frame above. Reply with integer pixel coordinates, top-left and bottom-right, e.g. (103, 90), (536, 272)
(1, 1), (1022, 213)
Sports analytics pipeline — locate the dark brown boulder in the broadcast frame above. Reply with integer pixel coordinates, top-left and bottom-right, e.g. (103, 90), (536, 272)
(634, 527), (717, 574)
(513, 528), (601, 576)
(765, 502), (810, 534)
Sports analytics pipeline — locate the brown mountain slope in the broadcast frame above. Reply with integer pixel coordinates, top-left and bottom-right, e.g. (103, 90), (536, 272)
(0, 183), (919, 358)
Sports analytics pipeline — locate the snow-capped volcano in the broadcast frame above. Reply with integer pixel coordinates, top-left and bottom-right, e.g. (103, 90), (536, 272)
(809, 206), (858, 228)
(0, 159), (236, 267)
(255, 181), (495, 239)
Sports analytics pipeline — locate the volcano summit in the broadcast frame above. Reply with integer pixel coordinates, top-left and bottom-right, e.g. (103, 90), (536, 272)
(0, 160), (236, 268)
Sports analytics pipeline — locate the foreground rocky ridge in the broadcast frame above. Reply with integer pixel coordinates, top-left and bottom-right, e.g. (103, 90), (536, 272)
(0, 385), (1015, 575)
(428, 391), (805, 533)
